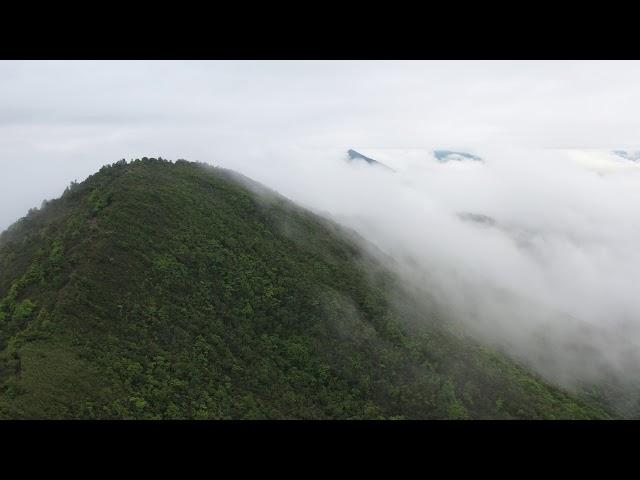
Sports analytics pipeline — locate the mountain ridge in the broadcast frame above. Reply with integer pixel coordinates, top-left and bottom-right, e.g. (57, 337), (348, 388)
(0, 158), (610, 419)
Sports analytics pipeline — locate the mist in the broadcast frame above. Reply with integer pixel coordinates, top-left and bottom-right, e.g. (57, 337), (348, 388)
(224, 147), (640, 393)
(2, 60), (640, 403)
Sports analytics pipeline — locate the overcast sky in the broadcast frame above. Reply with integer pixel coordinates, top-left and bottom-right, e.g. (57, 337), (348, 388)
(2, 60), (640, 231)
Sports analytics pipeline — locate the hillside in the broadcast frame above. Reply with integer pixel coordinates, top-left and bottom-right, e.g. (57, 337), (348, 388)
(0, 158), (610, 419)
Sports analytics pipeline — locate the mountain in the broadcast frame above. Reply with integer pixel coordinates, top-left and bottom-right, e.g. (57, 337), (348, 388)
(434, 150), (483, 163)
(0, 158), (609, 419)
(457, 212), (497, 227)
(347, 149), (394, 171)
(613, 150), (640, 162)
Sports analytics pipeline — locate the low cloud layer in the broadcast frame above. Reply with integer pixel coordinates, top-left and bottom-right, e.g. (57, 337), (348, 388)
(236, 147), (640, 393)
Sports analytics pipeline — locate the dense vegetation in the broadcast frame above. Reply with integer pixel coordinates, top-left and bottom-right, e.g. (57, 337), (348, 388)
(0, 158), (611, 419)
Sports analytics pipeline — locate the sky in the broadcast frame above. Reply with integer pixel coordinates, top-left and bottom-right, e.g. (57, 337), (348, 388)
(2, 60), (640, 231)
(3, 60), (640, 393)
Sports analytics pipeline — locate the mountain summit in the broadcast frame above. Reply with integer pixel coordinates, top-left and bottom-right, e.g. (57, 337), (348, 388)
(434, 150), (483, 163)
(347, 149), (394, 171)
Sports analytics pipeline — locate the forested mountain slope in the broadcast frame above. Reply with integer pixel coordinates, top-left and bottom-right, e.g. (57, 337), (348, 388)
(0, 158), (610, 419)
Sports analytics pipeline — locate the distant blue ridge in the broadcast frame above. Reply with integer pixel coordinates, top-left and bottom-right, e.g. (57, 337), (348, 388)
(613, 150), (640, 162)
(434, 150), (483, 162)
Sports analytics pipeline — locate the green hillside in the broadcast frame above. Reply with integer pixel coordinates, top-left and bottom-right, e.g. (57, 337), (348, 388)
(0, 158), (611, 419)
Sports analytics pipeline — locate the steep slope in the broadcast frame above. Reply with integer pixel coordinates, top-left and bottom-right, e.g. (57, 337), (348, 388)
(0, 158), (610, 419)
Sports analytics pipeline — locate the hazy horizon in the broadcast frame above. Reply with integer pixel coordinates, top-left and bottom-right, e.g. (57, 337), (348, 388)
(3, 60), (640, 231)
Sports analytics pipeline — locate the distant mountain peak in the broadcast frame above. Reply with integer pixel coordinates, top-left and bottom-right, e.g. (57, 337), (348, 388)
(457, 212), (496, 226)
(613, 150), (640, 162)
(347, 149), (395, 172)
(434, 150), (483, 163)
